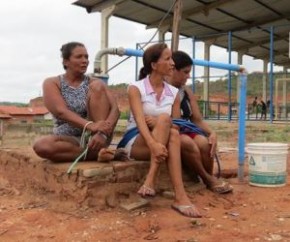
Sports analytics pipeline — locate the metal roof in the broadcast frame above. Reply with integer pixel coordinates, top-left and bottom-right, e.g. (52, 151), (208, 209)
(73, 0), (290, 68)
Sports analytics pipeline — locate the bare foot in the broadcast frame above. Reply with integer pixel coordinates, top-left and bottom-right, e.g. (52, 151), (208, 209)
(97, 148), (129, 162)
(97, 148), (115, 162)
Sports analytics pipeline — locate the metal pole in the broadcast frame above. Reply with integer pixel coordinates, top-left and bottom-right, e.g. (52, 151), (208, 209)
(191, 37), (196, 92)
(228, 31), (232, 122)
(238, 72), (247, 181)
(269, 26), (274, 123)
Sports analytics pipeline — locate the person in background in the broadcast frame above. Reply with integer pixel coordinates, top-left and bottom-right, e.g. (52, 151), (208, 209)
(117, 43), (202, 218)
(252, 96), (258, 119)
(33, 42), (125, 163)
(167, 50), (233, 194)
(260, 98), (267, 120)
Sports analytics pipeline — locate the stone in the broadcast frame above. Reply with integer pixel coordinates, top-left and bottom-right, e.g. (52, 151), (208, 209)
(120, 198), (149, 211)
(82, 167), (113, 178)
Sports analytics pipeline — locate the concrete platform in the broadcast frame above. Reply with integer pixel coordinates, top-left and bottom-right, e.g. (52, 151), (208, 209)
(0, 148), (204, 209)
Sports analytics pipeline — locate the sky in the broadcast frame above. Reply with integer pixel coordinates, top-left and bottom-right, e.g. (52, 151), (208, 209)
(0, 0), (281, 103)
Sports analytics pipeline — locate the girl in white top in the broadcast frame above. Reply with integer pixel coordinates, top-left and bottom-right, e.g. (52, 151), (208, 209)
(119, 43), (201, 218)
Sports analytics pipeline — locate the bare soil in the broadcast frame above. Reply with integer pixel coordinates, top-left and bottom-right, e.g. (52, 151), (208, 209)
(0, 122), (290, 242)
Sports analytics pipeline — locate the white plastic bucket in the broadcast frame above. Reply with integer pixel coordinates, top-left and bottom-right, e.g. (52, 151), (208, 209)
(246, 143), (289, 187)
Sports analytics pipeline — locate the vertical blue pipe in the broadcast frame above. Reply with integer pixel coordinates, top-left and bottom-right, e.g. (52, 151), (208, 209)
(135, 43), (139, 81)
(269, 26), (274, 123)
(238, 72), (247, 181)
(191, 37), (196, 92)
(228, 31), (232, 122)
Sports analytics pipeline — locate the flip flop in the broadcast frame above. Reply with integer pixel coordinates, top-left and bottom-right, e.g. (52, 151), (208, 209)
(171, 204), (202, 218)
(137, 184), (156, 198)
(208, 180), (233, 194)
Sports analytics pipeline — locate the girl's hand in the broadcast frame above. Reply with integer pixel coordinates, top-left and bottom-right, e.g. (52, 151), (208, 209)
(145, 116), (157, 129)
(150, 142), (168, 163)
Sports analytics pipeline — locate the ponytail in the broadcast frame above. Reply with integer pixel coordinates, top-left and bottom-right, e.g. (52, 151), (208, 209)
(138, 67), (148, 80)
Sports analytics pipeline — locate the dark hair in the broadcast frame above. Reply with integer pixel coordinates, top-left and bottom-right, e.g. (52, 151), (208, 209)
(138, 43), (168, 80)
(60, 42), (85, 69)
(172, 50), (193, 70)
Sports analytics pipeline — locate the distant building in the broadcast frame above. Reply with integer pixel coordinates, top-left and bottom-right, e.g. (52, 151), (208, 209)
(0, 106), (50, 123)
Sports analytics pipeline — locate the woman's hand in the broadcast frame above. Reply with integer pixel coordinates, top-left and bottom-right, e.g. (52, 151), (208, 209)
(87, 132), (107, 151)
(208, 132), (217, 157)
(145, 116), (157, 129)
(87, 121), (113, 136)
(150, 142), (168, 163)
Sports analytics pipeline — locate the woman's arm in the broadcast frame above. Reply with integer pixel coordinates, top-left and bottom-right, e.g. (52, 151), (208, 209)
(185, 86), (214, 135)
(172, 94), (181, 119)
(171, 93), (181, 130)
(128, 85), (156, 148)
(43, 77), (89, 129)
(185, 86), (217, 156)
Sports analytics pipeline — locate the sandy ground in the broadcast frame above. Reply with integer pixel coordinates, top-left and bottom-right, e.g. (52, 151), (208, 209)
(1, 147), (290, 242)
(0, 120), (290, 242)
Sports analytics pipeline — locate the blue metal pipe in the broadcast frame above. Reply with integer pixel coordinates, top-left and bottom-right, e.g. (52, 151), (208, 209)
(191, 37), (196, 92)
(269, 26), (274, 123)
(228, 31), (232, 122)
(122, 48), (243, 72)
(238, 72), (247, 181)
(123, 48), (144, 57)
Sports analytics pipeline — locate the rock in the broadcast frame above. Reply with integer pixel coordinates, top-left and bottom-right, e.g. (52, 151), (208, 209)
(120, 198), (149, 211)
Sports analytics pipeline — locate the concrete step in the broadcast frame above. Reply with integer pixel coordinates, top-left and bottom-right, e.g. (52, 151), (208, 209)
(0, 148), (204, 209)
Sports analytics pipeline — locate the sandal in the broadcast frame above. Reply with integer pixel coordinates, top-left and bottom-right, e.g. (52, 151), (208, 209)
(208, 180), (233, 194)
(171, 204), (202, 218)
(137, 185), (156, 198)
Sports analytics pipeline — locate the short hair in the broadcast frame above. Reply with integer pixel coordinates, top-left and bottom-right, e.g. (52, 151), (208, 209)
(172, 50), (193, 70)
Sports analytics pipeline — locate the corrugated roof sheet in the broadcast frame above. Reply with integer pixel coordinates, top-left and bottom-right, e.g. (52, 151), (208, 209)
(73, 0), (290, 67)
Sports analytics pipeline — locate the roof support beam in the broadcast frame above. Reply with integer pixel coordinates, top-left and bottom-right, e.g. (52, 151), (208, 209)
(171, 0), (183, 51)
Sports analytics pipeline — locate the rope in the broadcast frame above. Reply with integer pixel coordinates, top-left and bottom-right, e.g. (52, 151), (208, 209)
(67, 121), (93, 174)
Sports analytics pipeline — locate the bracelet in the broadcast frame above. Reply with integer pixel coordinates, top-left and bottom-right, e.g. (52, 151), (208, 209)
(84, 121), (93, 131)
(96, 130), (108, 141)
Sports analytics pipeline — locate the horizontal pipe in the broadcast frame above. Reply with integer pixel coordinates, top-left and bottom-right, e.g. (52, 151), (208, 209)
(94, 47), (244, 74)
(121, 48), (244, 72)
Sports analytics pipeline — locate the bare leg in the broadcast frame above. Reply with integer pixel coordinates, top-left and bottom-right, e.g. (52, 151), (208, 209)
(194, 135), (214, 175)
(181, 135), (217, 188)
(33, 135), (82, 162)
(167, 129), (201, 217)
(86, 81), (113, 160)
(87, 81), (111, 122)
(130, 113), (171, 191)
